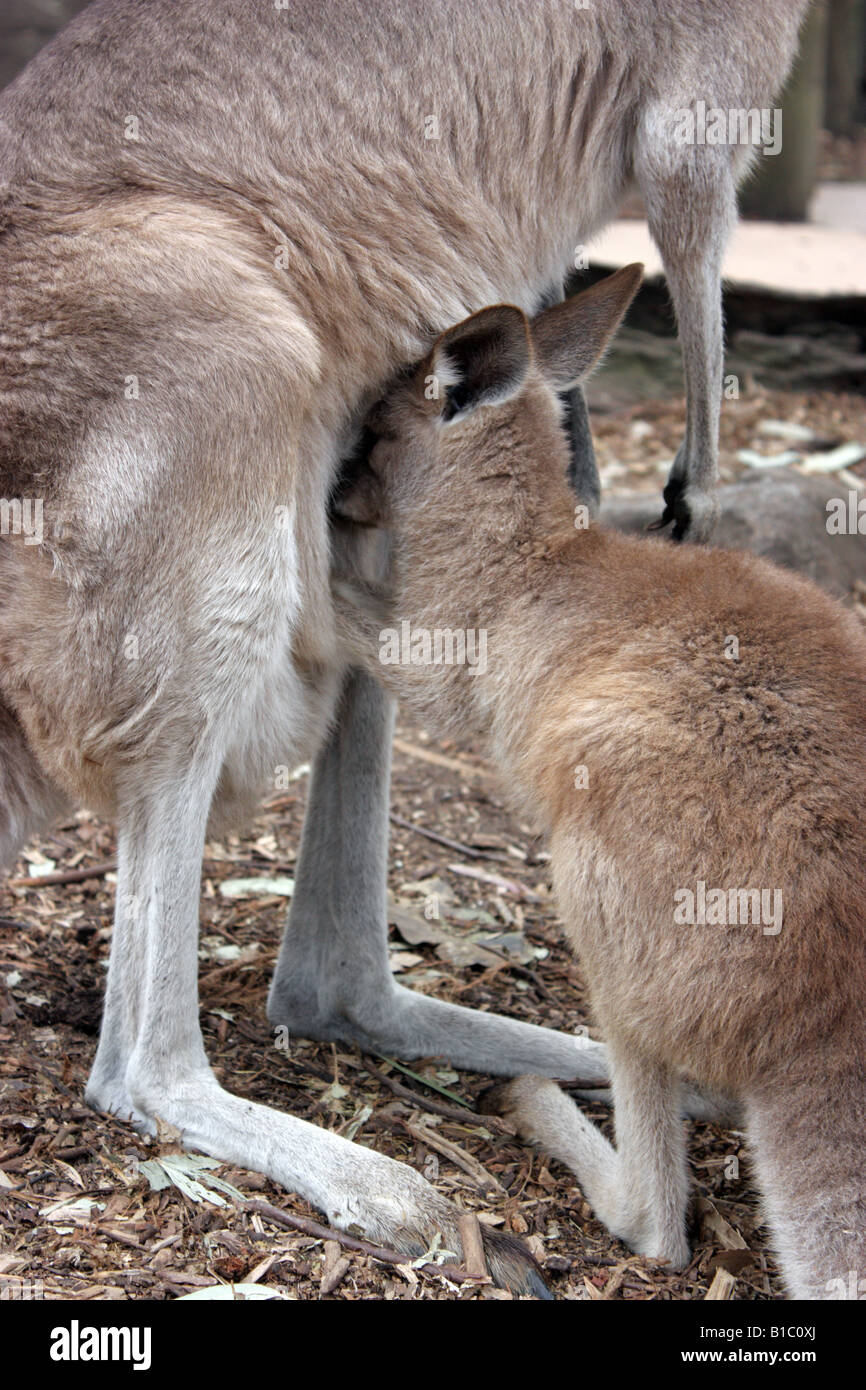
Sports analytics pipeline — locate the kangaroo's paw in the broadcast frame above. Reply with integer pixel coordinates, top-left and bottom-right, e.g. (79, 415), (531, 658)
(649, 467), (719, 544)
(116, 1062), (552, 1299)
(326, 1158), (551, 1298)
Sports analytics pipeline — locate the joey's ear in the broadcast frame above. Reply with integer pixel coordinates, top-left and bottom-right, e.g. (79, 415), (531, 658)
(532, 263), (643, 390)
(427, 304), (531, 422)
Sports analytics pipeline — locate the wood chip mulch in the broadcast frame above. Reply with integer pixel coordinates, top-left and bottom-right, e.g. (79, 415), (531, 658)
(0, 726), (783, 1303)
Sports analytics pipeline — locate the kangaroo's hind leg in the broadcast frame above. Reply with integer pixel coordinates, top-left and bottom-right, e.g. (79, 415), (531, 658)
(85, 717), (548, 1297)
(484, 1044), (690, 1268)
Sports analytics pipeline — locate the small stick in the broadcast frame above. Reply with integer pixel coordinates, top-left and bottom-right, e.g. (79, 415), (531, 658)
(458, 1213), (489, 1280)
(319, 1241), (352, 1296)
(8, 855), (293, 889)
(451, 937), (557, 1003)
(560, 1078), (613, 1092)
(398, 1114), (507, 1193)
(246, 1198), (483, 1286)
(7, 859), (117, 888)
(389, 812), (505, 861)
(704, 1267), (737, 1300)
(446, 862), (541, 902)
(361, 1055), (512, 1131)
(391, 737), (487, 782)
(32, 1059), (75, 1099)
(98, 1225), (149, 1253)
(198, 947), (263, 988)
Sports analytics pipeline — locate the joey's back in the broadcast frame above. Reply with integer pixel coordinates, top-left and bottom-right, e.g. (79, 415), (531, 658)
(393, 505), (866, 1087)
(510, 526), (866, 1086)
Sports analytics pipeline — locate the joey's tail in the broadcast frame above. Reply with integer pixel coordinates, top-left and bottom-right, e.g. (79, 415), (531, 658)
(747, 1033), (866, 1299)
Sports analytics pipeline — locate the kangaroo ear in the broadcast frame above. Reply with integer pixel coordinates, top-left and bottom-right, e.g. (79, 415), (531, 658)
(532, 263), (643, 390)
(427, 304), (531, 423)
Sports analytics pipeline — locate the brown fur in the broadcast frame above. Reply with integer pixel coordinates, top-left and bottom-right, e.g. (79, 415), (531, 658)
(334, 269), (866, 1297)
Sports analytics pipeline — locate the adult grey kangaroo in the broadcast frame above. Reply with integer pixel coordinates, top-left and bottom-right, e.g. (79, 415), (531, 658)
(0, 1), (806, 1289)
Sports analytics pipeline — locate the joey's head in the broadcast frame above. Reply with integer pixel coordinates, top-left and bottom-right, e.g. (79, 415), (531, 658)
(334, 264), (642, 558)
(330, 264), (642, 698)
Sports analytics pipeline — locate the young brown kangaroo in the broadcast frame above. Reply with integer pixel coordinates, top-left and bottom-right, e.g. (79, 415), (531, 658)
(332, 265), (866, 1300)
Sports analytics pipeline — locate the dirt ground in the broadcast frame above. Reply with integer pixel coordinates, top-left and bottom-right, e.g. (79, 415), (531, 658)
(2, 384), (865, 1303)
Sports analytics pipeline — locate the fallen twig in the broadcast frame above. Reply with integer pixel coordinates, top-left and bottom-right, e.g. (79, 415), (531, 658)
(391, 737), (487, 782)
(319, 1240), (352, 1295)
(7, 859), (117, 888)
(446, 863), (541, 902)
(399, 1114), (506, 1194)
(458, 1213), (489, 1280)
(389, 812), (507, 862)
(98, 1225), (149, 1253)
(245, 1198), (484, 1286)
(452, 937), (557, 1003)
(7, 855), (294, 889)
(375, 1056), (473, 1109)
(704, 1267), (737, 1300)
(560, 1076), (612, 1092)
(362, 1055), (500, 1125)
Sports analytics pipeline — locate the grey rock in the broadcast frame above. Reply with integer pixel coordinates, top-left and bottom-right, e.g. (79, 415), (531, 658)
(601, 468), (865, 601)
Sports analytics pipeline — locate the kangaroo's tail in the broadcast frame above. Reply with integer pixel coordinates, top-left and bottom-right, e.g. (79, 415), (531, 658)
(746, 1031), (866, 1299)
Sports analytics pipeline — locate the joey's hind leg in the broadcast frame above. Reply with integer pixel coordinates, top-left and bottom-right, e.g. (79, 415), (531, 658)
(485, 1049), (690, 1267)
